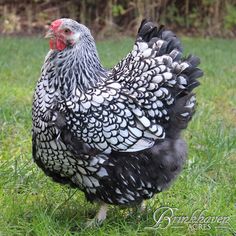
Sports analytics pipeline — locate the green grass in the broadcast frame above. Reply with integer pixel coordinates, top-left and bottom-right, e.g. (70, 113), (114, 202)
(0, 36), (235, 236)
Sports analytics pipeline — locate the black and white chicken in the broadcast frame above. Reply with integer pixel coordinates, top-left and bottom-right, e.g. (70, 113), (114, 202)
(32, 18), (203, 225)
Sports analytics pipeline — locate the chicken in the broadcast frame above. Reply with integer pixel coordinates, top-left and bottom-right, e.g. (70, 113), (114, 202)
(32, 18), (203, 225)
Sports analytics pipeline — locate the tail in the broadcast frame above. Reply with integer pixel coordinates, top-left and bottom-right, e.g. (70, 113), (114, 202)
(138, 19), (203, 139)
(166, 55), (202, 138)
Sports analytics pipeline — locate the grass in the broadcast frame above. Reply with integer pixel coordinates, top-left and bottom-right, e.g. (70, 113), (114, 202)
(0, 35), (235, 236)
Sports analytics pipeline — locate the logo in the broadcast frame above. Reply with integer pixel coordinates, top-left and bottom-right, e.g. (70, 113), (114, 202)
(145, 206), (235, 234)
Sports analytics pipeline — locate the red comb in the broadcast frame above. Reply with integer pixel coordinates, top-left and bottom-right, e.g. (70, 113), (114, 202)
(50, 19), (62, 30)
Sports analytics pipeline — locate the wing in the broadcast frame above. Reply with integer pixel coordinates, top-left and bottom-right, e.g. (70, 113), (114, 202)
(57, 79), (160, 154)
(55, 20), (203, 155)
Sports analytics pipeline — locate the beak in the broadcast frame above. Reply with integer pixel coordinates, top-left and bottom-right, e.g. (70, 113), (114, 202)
(45, 29), (54, 39)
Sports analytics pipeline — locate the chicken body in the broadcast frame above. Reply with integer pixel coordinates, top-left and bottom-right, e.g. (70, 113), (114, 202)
(32, 18), (203, 223)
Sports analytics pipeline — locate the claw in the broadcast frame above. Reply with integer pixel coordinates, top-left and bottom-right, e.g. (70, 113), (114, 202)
(85, 203), (108, 228)
(139, 200), (147, 213)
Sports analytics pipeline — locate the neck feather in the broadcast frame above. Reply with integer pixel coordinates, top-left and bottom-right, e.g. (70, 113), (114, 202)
(47, 38), (105, 96)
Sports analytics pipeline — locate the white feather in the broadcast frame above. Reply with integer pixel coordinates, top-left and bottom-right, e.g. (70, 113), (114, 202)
(138, 116), (151, 128)
(96, 167), (109, 177)
(124, 138), (154, 152)
(142, 48), (152, 58)
(152, 75), (163, 83)
(137, 42), (148, 51)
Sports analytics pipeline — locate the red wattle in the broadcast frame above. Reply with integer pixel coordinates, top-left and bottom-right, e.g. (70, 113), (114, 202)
(56, 39), (66, 51)
(49, 38), (66, 51)
(49, 39), (55, 50)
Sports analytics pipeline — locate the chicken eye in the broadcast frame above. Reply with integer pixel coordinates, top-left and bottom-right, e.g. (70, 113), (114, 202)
(64, 28), (71, 34)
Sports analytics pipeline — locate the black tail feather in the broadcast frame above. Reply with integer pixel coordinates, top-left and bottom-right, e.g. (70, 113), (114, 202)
(138, 19), (183, 54)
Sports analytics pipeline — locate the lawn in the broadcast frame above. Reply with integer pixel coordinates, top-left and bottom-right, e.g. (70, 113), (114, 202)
(0, 36), (235, 236)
